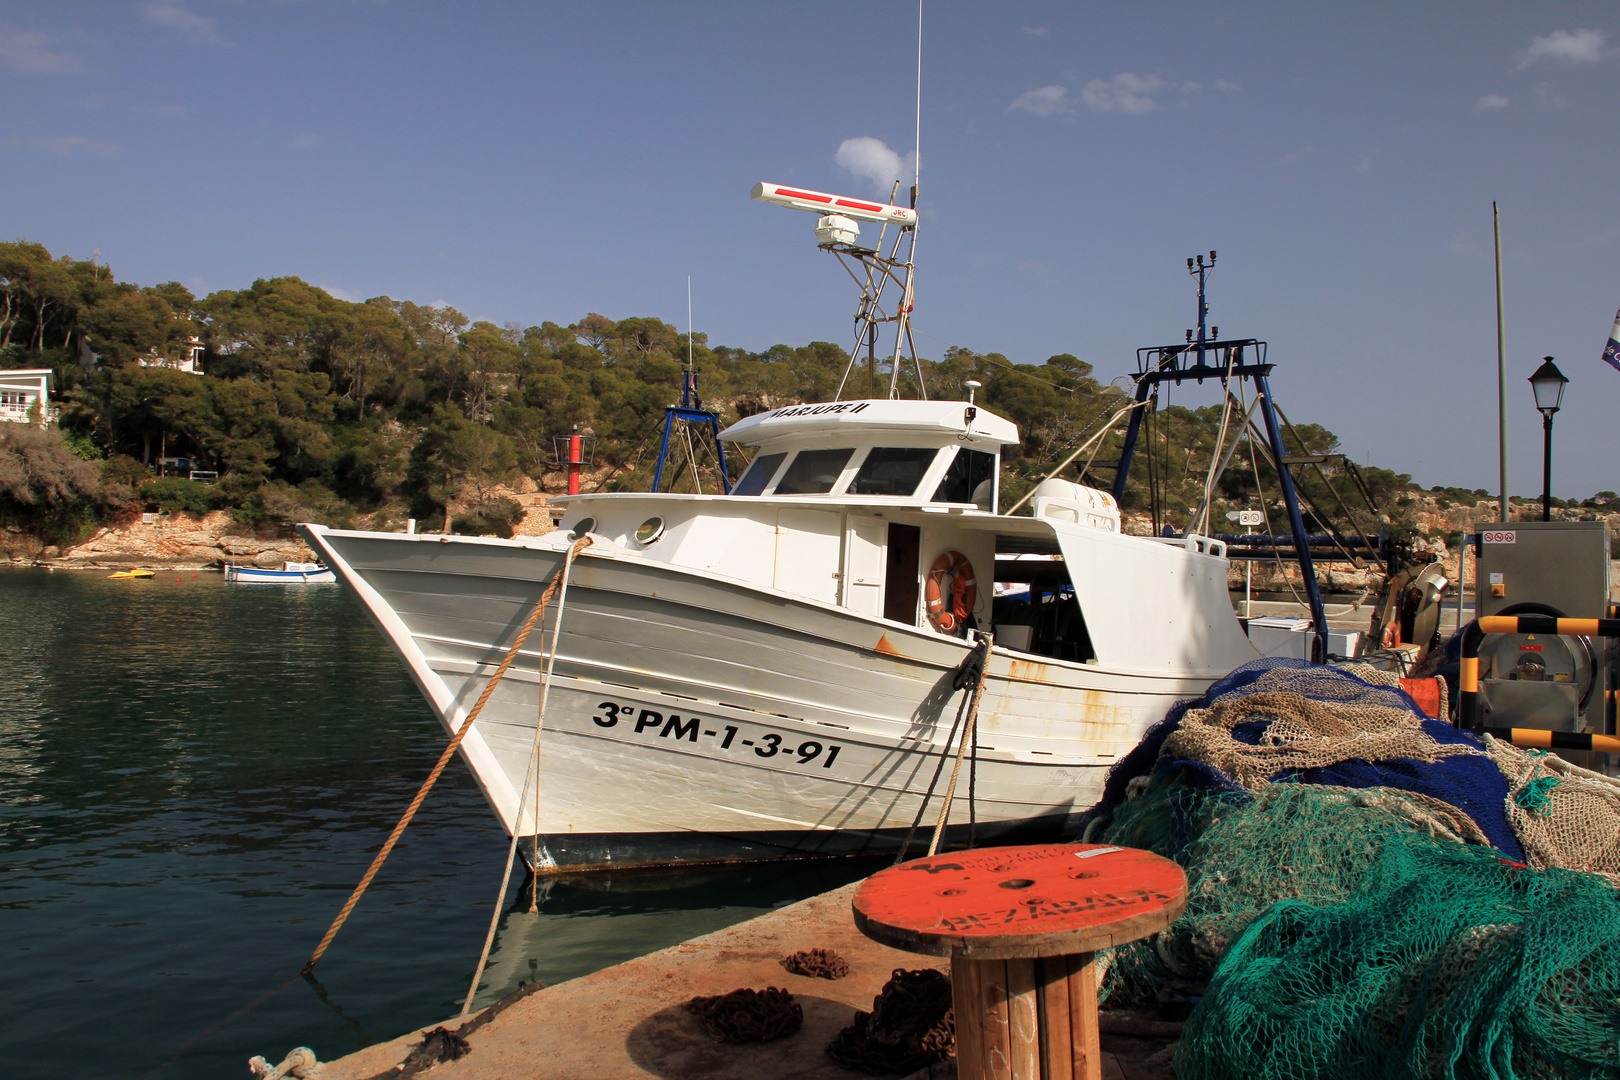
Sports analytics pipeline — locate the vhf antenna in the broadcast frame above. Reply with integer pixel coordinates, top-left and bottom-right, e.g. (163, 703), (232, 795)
(1187, 250), (1217, 369)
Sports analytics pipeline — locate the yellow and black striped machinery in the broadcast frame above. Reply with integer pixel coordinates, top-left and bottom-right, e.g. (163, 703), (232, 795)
(1461, 614), (1620, 751)
(1467, 522), (1612, 744)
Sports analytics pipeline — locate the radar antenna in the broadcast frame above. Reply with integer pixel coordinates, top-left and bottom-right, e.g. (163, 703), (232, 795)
(751, 182), (925, 401)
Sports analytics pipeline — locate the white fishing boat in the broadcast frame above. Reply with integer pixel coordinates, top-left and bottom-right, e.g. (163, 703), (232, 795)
(302, 399), (1258, 872)
(224, 561), (337, 583)
(299, 174), (1271, 873)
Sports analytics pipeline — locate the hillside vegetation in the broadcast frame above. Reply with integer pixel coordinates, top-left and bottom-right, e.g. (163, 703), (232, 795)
(1, 239), (1612, 549)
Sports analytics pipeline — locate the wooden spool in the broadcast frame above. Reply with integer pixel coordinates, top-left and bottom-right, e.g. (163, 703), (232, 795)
(853, 844), (1187, 1080)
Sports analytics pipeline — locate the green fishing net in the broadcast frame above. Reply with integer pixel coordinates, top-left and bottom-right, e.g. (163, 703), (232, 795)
(1082, 656), (1620, 1079)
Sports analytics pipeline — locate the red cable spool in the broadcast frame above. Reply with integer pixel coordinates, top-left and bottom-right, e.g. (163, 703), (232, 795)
(854, 844), (1187, 1080)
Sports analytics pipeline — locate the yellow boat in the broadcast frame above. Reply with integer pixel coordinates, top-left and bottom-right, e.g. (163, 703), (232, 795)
(108, 569), (155, 579)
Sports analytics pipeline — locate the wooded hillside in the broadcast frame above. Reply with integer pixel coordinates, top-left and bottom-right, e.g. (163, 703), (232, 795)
(2, 238), (1609, 546)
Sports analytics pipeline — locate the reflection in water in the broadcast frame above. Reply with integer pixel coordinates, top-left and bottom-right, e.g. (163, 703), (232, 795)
(467, 859), (889, 1012)
(0, 570), (878, 1080)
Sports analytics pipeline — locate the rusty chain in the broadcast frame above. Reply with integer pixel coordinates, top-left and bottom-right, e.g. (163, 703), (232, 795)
(685, 987), (803, 1044)
(826, 968), (955, 1075)
(784, 948), (851, 979)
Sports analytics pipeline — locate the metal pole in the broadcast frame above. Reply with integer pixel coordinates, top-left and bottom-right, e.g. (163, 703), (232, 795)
(1456, 531), (1468, 633)
(1110, 377), (1154, 504)
(1257, 373), (1328, 660)
(1494, 202), (1509, 523)
(1245, 523), (1252, 618)
(651, 413), (675, 493)
(1542, 412), (1553, 522)
(867, 322), (877, 398)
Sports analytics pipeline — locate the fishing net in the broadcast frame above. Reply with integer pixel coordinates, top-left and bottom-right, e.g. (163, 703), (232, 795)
(1077, 656), (1620, 1079)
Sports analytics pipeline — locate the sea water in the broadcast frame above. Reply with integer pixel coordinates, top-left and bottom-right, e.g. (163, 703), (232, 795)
(0, 569), (877, 1079)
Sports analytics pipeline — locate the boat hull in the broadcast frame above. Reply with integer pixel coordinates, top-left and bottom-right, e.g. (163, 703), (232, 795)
(300, 527), (1216, 873)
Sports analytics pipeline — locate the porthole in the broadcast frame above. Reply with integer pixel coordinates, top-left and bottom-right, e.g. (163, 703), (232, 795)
(635, 516), (666, 546)
(568, 517), (596, 540)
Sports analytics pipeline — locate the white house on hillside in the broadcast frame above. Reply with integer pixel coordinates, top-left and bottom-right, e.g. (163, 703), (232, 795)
(135, 335), (205, 374)
(0, 369), (56, 425)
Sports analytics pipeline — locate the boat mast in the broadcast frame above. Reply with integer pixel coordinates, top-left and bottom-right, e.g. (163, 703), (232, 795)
(1109, 256), (1333, 661)
(651, 279), (732, 494)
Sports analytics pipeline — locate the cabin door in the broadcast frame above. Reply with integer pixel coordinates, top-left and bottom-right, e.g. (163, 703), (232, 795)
(883, 523), (921, 624)
(843, 514), (886, 616)
(775, 509), (841, 604)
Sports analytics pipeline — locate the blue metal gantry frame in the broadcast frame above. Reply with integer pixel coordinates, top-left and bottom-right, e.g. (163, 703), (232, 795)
(652, 368), (733, 495)
(1107, 255), (1331, 661)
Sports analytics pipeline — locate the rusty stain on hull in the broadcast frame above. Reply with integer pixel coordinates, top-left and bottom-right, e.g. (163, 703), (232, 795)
(1004, 656), (1056, 684)
(873, 632), (903, 657)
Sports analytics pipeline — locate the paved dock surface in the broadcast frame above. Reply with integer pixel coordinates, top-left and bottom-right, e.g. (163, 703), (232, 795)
(320, 880), (1172, 1080)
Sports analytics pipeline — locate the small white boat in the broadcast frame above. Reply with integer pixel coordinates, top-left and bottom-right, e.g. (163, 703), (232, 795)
(224, 561), (336, 583)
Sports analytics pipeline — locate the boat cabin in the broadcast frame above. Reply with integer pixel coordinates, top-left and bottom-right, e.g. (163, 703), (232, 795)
(550, 398), (1251, 675)
(723, 399), (1013, 509)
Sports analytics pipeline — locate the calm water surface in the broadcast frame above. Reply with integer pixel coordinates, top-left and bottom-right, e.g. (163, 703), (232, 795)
(0, 569), (877, 1079)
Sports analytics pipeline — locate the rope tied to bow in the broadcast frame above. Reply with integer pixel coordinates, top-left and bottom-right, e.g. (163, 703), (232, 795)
(303, 536), (593, 975)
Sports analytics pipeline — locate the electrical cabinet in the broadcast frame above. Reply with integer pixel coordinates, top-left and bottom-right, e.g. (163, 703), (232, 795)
(1473, 520), (1612, 735)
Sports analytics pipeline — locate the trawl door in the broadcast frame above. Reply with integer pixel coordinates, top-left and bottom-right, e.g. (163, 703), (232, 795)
(843, 515), (886, 615)
(775, 509), (842, 604)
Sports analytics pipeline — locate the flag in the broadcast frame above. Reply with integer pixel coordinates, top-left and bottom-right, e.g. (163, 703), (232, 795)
(1604, 307), (1620, 374)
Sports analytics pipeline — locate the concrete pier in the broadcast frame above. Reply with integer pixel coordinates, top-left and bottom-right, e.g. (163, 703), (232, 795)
(319, 880), (1174, 1080)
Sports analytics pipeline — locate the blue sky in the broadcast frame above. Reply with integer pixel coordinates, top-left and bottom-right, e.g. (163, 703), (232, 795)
(3, 2), (1617, 497)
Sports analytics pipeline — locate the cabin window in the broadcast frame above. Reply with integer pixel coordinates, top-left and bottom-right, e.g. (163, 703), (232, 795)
(773, 448), (854, 495)
(848, 447), (938, 497)
(932, 448), (997, 510)
(733, 452), (786, 496)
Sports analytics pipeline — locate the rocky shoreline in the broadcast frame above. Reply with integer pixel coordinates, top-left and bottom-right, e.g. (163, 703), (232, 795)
(4, 483), (563, 571)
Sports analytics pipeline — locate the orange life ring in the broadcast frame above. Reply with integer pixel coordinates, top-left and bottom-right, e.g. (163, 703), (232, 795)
(925, 550), (977, 633)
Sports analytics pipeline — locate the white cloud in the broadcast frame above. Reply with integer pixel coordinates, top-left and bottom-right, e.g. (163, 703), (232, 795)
(1013, 73), (1231, 120)
(5, 134), (117, 155)
(1009, 84), (1074, 117)
(319, 284), (360, 302)
(142, 1), (232, 47)
(1080, 73), (1164, 114)
(1532, 82), (1569, 108)
(1519, 28), (1609, 67)
(1273, 144), (1315, 167)
(1475, 93), (1510, 111)
(0, 24), (82, 73)
(834, 136), (916, 195)
(1022, 26), (1048, 36)
(288, 132), (322, 148)
(1355, 153), (1374, 174)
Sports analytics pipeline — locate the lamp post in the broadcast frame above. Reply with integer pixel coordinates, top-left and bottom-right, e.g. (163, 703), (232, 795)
(1527, 356), (1568, 522)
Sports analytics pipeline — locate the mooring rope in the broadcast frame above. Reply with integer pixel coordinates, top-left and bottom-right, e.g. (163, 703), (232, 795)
(927, 632), (993, 857)
(460, 536), (591, 1016)
(302, 535), (594, 975)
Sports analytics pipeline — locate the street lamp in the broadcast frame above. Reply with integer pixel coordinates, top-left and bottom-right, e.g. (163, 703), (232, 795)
(1527, 356), (1568, 522)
